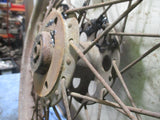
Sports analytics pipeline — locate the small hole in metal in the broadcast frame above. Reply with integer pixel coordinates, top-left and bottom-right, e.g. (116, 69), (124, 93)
(88, 81), (97, 96)
(55, 17), (58, 24)
(68, 24), (72, 28)
(45, 81), (48, 88)
(73, 78), (81, 88)
(69, 38), (73, 41)
(109, 76), (112, 81)
(102, 55), (111, 71)
(34, 46), (37, 53)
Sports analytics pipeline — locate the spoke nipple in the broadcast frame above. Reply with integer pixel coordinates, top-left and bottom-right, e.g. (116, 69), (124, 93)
(66, 59), (71, 65)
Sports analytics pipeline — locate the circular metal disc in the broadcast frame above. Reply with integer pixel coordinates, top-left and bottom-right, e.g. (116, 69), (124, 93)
(31, 8), (79, 104)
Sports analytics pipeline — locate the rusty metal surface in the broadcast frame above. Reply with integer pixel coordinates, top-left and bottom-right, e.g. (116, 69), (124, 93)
(32, 9), (66, 97)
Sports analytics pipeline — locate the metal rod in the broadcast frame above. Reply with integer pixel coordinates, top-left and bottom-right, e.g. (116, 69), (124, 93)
(70, 41), (136, 120)
(109, 32), (160, 37)
(53, 0), (60, 8)
(97, 5), (112, 20)
(112, 60), (142, 120)
(73, 103), (85, 120)
(83, 0), (143, 54)
(116, 108), (130, 117)
(79, 0), (91, 24)
(69, 96), (72, 109)
(84, 105), (90, 120)
(43, 0), (57, 22)
(66, 0), (129, 14)
(97, 88), (105, 120)
(61, 78), (71, 120)
(53, 106), (62, 120)
(121, 42), (160, 74)
(120, 0), (132, 44)
(71, 92), (160, 119)
(31, 109), (35, 120)
(55, 0), (64, 9)
(101, 0), (108, 18)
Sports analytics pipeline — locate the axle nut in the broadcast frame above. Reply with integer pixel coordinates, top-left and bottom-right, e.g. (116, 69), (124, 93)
(31, 31), (52, 74)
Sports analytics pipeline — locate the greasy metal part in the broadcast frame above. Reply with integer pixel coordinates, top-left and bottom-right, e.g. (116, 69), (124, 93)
(109, 32), (160, 38)
(65, 0), (129, 14)
(112, 60), (142, 120)
(71, 92), (160, 119)
(83, 0), (143, 55)
(82, 16), (108, 36)
(61, 78), (71, 120)
(121, 42), (160, 74)
(70, 41), (136, 120)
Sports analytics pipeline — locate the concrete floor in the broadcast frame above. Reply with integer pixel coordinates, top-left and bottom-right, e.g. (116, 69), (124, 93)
(0, 73), (66, 120)
(0, 73), (20, 120)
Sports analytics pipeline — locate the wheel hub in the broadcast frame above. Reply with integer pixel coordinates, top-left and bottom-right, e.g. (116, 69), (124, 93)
(30, 8), (79, 105)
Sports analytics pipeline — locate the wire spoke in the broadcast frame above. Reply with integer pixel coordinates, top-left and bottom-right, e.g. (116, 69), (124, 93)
(61, 78), (71, 120)
(97, 5), (112, 20)
(97, 88), (106, 120)
(70, 41), (136, 120)
(73, 102), (86, 120)
(55, 0), (64, 9)
(120, 0), (132, 43)
(84, 105), (90, 120)
(80, 0), (91, 27)
(121, 42), (160, 74)
(112, 60), (142, 120)
(71, 92), (160, 119)
(53, 106), (62, 120)
(65, 0), (129, 14)
(43, 0), (57, 22)
(69, 96), (72, 109)
(78, 0), (91, 23)
(109, 32), (160, 37)
(83, 0), (143, 54)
